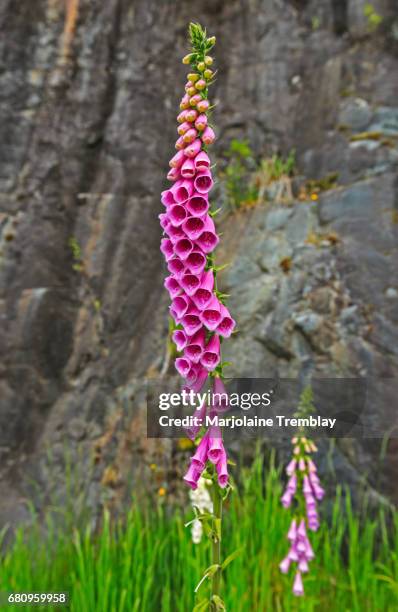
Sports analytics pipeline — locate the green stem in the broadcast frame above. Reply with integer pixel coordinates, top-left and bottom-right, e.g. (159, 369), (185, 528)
(212, 482), (222, 600)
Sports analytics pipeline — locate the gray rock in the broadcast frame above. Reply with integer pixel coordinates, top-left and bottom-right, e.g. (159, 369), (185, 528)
(338, 98), (373, 132)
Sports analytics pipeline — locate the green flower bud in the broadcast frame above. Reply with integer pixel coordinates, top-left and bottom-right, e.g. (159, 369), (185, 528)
(204, 56), (213, 66)
(204, 69), (213, 80)
(207, 36), (216, 46)
(197, 61), (206, 72)
(182, 53), (194, 65)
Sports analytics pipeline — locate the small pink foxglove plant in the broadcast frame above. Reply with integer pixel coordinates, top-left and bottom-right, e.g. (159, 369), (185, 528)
(280, 386), (325, 596)
(160, 23), (236, 610)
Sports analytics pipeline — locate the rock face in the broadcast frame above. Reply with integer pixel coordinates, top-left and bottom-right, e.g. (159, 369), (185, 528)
(0, 0), (398, 528)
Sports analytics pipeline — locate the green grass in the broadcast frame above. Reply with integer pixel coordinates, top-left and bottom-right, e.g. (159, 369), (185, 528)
(1, 455), (397, 611)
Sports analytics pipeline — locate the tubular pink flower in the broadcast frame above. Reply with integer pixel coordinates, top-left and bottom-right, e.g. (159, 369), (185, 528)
(161, 189), (176, 207)
(216, 449), (229, 488)
(158, 213), (170, 231)
(160, 238), (174, 261)
(172, 329), (189, 351)
(286, 459), (297, 476)
(185, 138), (202, 158)
(169, 150), (186, 168)
(191, 433), (209, 471)
(181, 158), (196, 179)
(293, 571), (304, 596)
(287, 519), (297, 541)
(175, 357), (192, 378)
(181, 307), (203, 336)
(191, 269), (214, 310)
(194, 169), (214, 194)
(174, 237), (194, 260)
(183, 463), (201, 490)
(279, 556), (291, 574)
(171, 295), (190, 319)
(185, 250), (207, 275)
(168, 204), (187, 227)
(303, 475), (312, 495)
(196, 216), (219, 253)
(174, 179), (194, 203)
(180, 273), (201, 296)
(182, 216), (206, 240)
(164, 276), (182, 298)
(281, 490), (293, 508)
(212, 377), (229, 412)
(201, 334), (221, 371)
(166, 223), (185, 243)
(184, 328), (206, 364)
(167, 167), (180, 181)
(167, 256), (185, 279)
(183, 366), (208, 393)
(217, 303), (236, 338)
(200, 295), (222, 331)
(185, 401), (207, 440)
(202, 126), (215, 144)
(298, 557), (309, 573)
(186, 193), (209, 217)
(208, 429), (224, 464)
(194, 151), (211, 171)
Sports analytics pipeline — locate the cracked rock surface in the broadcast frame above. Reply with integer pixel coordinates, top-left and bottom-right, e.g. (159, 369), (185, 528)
(0, 0), (398, 528)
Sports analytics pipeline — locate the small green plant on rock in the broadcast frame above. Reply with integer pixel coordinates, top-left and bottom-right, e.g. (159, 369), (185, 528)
(363, 3), (383, 31)
(221, 139), (258, 209)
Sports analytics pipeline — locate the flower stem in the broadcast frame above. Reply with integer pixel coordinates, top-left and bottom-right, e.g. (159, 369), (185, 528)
(212, 482), (222, 600)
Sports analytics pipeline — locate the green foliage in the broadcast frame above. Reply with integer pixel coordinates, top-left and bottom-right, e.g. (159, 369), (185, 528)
(68, 236), (83, 272)
(257, 150), (296, 183)
(0, 455), (397, 611)
(311, 16), (320, 30)
(221, 139), (258, 210)
(221, 140), (297, 210)
(363, 4), (383, 31)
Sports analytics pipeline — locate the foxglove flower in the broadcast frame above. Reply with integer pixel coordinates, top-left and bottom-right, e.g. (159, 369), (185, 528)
(279, 429), (324, 596)
(160, 25), (235, 608)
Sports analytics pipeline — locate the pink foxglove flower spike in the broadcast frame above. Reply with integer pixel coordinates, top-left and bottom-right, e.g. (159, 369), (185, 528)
(159, 23), (236, 610)
(279, 386), (324, 597)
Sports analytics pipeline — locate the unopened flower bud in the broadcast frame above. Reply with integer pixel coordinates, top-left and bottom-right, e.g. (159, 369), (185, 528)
(180, 94), (190, 110)
(177, 110), (187, 123)
(197, 99), (210, 113)
(186, 86), (197, 97)
(185, 109), (198, 123)
(175, 135), (185, 150)
(182, 53), (194, 65)
(207, 36), (216, 46)
(177, 121), (191, 136)
(204, 69), (213, 80)
(202, 126), (215, 145)
(197, 61), (206, 72)
(188, 73), (199, 83)
(204, 55), (213, 66)
(195, 79), (206, 91)
(195, 114), (208, 131)
(189, 94), (202, 107)
(183, 128), (197, 144)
